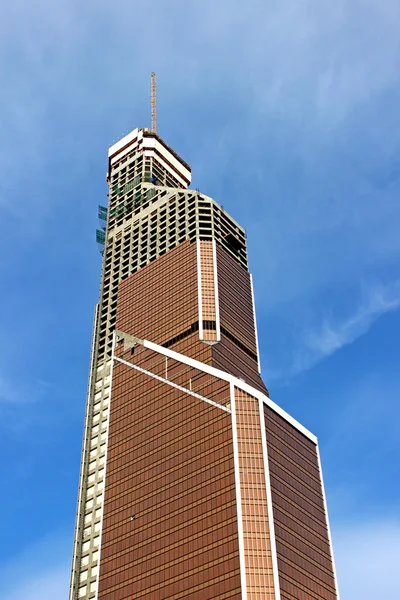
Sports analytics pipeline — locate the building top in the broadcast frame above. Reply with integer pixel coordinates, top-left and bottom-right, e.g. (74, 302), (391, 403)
(108, 127), (191, 188)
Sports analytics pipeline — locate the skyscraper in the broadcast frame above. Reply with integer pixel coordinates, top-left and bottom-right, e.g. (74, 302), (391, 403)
(70, 127), (339, 599)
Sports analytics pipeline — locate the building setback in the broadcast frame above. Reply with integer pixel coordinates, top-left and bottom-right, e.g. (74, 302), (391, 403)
(70, 128), (339, 599)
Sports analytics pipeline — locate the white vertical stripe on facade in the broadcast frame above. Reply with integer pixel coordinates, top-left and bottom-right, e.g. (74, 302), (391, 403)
(230, 382), (248, 600)
(250, 273), (261, 373)
(212, 239), (221, 341)
(258, 397), (281, 600)
(196, 238), (204, 340)
(316, 445), (341, 599)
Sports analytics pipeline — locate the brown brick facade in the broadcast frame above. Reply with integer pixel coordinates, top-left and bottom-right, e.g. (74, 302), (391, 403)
(215, 243), (267, 395)
(216, 243), (258, 357)
(117, 239), (267, 394)
(264, 405), (337, 599)
(98, 342), (241, 599)
(117, 239), (198, 346)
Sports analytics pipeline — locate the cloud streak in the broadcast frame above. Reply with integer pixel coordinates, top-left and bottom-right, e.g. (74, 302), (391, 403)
(264, 280), (400, 382)
(305, 280), (400, 358)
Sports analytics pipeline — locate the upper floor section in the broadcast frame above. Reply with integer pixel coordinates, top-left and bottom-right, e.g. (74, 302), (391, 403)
(107, 128), (191, 189)
(100, 129), (248, 271)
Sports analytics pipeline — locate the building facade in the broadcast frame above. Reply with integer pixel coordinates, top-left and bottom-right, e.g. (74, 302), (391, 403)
(70, 128), (339, 599)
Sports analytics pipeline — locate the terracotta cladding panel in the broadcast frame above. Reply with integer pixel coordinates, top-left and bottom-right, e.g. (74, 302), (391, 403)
(198, 240), (216, 322)
(98, 346), (241, 599)
(264, 406), (338, 600)
(234, 388), (276, 599)
(213, 336), (267, 394)
(117, 239), (198, 345)
(168, 334), (214, 367)
(216, 244), (257, 355)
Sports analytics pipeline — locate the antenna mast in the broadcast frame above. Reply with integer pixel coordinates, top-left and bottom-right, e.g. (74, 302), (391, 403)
(151, 72), (157, 133)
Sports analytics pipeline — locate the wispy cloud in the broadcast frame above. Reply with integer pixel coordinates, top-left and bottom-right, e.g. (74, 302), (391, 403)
(264, 280), (400, 382)
(304, 280), (400, 361)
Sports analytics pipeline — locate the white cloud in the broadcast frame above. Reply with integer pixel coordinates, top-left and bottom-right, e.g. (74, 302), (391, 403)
(334, 519), (400, 600)
(306, 280), (400, 358)
(264, 280), (400, 382)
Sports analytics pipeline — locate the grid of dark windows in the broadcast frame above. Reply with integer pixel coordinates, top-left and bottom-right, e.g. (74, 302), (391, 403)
(163, 321), (200, 348)
(264, 406), (337, 600)
(212, 204), (247, 268)
(220, 326), (258, 362)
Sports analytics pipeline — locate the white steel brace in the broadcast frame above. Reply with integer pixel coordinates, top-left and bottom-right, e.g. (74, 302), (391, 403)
(113, 330), (317, 443)
(114, 355), (231, 414)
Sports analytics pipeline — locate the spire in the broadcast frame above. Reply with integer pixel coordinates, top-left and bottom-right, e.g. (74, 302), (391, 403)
(151, 72), (157, 133)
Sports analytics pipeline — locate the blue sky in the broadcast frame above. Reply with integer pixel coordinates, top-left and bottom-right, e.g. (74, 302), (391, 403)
(1, 1), (399, 598)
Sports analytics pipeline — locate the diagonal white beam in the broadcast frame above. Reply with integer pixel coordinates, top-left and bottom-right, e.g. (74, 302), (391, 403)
(115, 329), (317, 443)
(114, 355), (231, 414)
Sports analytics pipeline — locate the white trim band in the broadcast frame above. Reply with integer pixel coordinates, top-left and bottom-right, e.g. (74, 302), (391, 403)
(250, 273), (261, 374)
(212, 239), (221, 342)
(197, 238), (204, 340)
(114, 330), (317, 443)
(258, 397), (281, 599)
(69, 304), (99, 600)
(316, 445), (341, 599)
(140, 336), (317, 443)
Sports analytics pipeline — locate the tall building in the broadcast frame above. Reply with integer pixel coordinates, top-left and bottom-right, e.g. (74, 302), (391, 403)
(70, 127), (340, 599)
